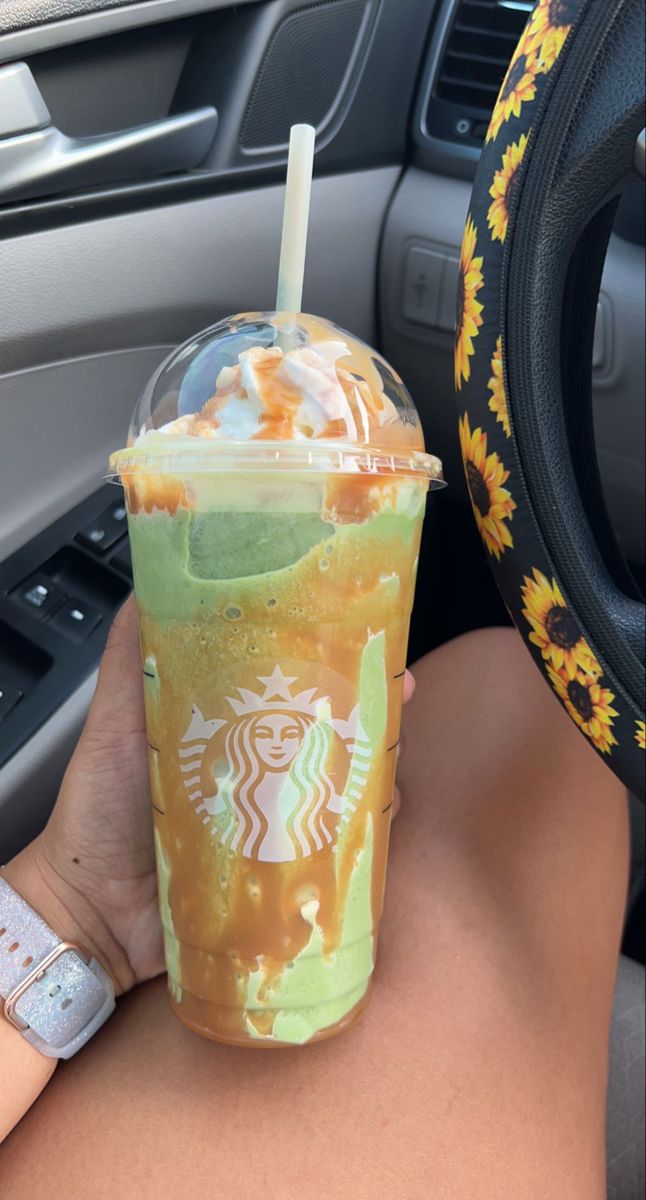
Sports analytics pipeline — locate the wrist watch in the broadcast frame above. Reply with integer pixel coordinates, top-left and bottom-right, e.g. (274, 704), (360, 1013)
(0, 876), (115, 1059)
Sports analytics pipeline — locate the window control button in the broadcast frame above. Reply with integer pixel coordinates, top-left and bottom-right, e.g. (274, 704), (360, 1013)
(0, 682), (23, 723)
(76, 501), (128, 555)
(109, 501), (128, 524)
(76, 521), (121, 555)
(49, 599), (102, 644)
(13, 573), (66, 619)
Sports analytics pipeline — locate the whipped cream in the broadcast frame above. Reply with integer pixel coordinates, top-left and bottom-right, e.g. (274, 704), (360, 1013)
(137, 341), (397, 446)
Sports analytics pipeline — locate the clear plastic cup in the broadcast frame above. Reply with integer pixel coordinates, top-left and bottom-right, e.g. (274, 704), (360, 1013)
(109, 312), (443, 1047)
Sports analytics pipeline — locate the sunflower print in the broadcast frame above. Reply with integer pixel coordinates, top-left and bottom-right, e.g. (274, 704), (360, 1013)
(636, 721), (646, 750)
(546, 662), (618, 754)
(524, 0), (577, 75)
(488, 336), (511, 437)
(488, 134), (529, 244)
(455, 216), (484, 391)
(521, 568), (601, 679)
(459, 413), (516, 560)
(486, 46), (537, 143)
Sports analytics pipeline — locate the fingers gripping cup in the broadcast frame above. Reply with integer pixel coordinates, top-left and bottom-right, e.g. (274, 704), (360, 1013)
(109, 130), (443, 1047)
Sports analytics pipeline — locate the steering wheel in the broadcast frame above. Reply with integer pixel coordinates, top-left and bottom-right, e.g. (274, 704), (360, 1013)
(456, 0), (645, 798)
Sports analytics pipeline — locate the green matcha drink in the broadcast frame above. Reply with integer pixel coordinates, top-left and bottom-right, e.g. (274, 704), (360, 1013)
(110, 312), (442, 1046)
(109, 124), (441, 1046)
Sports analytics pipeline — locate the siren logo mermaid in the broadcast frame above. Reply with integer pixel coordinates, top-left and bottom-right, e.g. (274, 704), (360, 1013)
(178, 666), (372, 862)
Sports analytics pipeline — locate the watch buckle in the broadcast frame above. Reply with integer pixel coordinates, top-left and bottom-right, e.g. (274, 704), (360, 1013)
(3, 941), (90, 1032)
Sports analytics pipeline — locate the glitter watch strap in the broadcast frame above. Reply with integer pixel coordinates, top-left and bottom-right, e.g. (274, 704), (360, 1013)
(0, 876), (115, 1059)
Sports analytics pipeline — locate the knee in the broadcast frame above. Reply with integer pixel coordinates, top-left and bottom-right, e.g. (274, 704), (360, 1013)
(411, 625), (561, 753)
(414, 626), (544, 714)
(403, 626), (622, 827)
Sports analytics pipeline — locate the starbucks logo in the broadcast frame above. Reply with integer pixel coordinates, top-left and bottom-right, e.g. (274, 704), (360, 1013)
(178, 665), (372, 862)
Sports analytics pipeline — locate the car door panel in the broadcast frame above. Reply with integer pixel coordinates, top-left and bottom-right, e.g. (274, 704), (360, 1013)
(1, 165), (398, 554)
(0, 0), (431, 235)
(0, 348), (170, 559)
(0, 0), (259, 51)
(0, 166), (397, 374)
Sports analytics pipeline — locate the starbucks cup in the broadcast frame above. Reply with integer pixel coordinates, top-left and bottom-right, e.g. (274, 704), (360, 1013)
(109, 311), (443, 1046)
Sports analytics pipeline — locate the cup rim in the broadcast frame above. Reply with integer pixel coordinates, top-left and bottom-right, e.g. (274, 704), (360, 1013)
(107, 441), (445, 485)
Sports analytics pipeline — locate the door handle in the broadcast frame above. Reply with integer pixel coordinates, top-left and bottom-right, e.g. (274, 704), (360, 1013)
(0, 62), (218, 203)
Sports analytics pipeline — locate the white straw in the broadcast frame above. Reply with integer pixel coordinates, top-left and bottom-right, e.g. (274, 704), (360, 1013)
(276, 124), (316, 314)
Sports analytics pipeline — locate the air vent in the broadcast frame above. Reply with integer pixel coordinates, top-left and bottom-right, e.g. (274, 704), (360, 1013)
(426, 0), (531, 146)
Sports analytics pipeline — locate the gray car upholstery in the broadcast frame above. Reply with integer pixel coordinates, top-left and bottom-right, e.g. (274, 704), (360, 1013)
(607, 954), (646, 1199)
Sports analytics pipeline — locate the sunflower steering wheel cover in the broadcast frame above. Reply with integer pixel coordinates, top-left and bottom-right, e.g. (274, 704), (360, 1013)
(455, 0), (645, 796)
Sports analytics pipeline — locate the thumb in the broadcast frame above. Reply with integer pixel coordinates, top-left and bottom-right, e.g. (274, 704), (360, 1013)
(84, 596), (146, 744)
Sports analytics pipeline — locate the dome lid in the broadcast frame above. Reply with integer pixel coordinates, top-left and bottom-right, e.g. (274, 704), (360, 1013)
(108, 312), (443, 483)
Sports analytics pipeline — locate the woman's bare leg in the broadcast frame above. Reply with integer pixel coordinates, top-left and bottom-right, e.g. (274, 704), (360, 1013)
(0, 630), (628, 1200)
